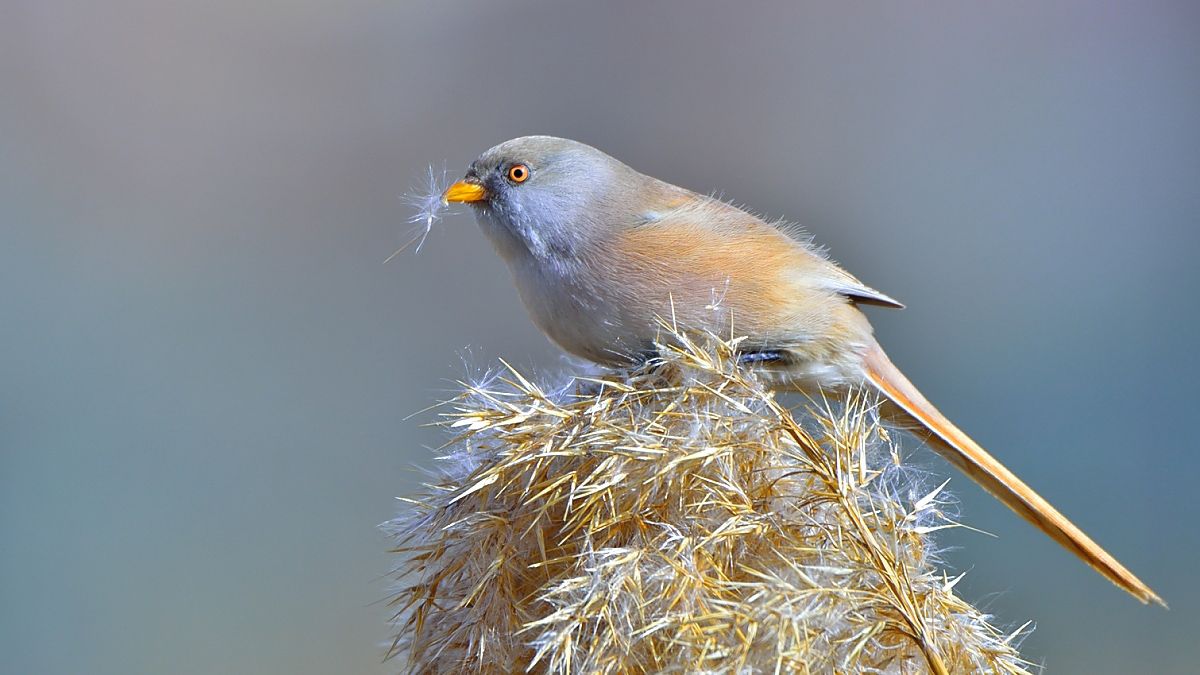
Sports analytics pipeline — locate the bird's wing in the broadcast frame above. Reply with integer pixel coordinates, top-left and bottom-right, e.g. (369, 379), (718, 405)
(653, 193), (905, 309)
(821, 265), (905, 309)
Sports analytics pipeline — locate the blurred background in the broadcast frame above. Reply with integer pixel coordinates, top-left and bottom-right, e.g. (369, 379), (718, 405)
(1, 1), (1197, 673)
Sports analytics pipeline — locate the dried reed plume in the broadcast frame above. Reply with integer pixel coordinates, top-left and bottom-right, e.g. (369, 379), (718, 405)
(385, 331), (1036, 675)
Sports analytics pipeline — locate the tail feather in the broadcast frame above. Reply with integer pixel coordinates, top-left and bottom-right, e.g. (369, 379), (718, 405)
(860, 342), (1165, 607)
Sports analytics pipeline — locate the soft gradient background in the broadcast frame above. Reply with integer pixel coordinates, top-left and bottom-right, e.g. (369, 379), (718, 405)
(2, 1), (1197, 673)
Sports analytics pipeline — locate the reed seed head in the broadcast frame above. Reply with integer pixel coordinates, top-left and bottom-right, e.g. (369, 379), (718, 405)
(385, 331), (1035, 675)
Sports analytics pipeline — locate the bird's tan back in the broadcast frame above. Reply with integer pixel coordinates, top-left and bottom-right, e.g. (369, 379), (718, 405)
(603, 194), (876, 369)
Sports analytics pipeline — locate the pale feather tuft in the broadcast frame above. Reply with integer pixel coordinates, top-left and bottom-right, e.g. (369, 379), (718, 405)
(392, 165), (452, 260)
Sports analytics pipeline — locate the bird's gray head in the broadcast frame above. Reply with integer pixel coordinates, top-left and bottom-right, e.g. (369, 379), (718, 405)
(442, 136), (631, 266)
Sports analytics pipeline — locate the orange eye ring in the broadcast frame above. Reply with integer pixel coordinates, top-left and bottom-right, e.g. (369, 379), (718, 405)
(507, 164), (530, 183)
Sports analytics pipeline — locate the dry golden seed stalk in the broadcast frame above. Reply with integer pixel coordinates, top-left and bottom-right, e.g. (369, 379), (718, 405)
(385, 332), (1037, 675)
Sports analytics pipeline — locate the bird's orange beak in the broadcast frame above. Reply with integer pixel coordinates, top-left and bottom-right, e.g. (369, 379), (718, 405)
(442, 180), (488, 204)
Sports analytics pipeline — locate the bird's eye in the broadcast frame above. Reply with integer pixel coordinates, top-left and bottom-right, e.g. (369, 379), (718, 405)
(507, 164), (530, 183)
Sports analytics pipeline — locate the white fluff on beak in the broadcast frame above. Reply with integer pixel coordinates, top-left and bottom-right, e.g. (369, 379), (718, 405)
(391, 164), (451, 261)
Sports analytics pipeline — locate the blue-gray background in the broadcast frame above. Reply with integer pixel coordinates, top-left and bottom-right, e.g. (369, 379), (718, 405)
(2, 2), (1197, 673)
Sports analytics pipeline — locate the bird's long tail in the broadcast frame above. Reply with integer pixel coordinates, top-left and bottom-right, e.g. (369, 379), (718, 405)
(860, 342), (1165, 607)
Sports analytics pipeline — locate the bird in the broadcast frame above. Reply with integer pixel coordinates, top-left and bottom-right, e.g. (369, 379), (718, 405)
(440, 135), (1164, 607)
